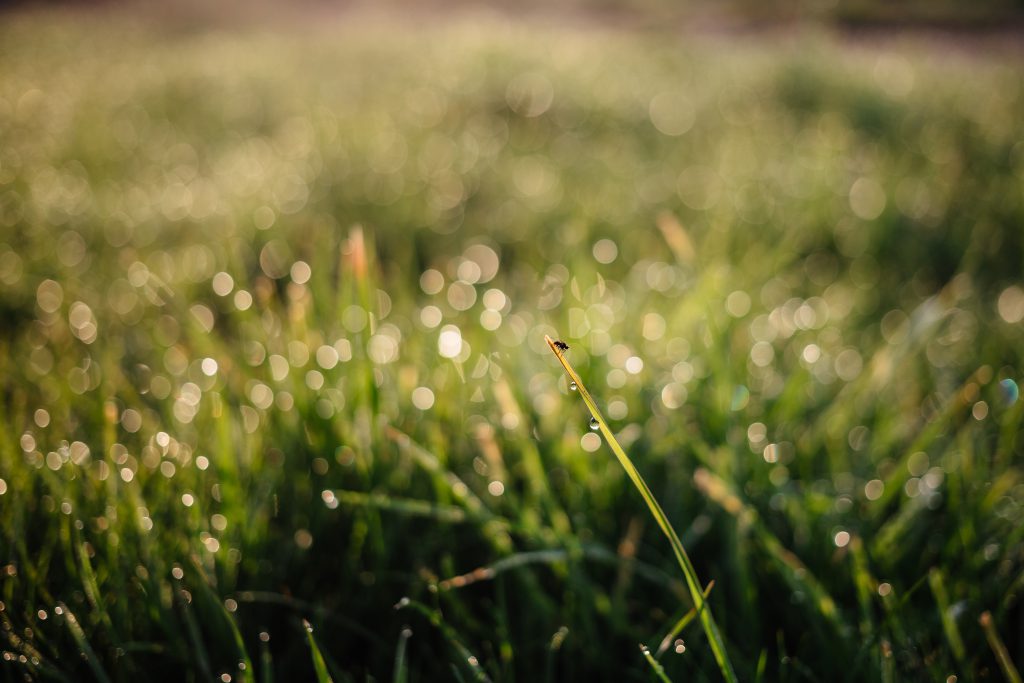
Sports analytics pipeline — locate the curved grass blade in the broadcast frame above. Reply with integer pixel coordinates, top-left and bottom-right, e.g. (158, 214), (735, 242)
(396, 598), (493, 683)
(438, 544), (688, 597)
(332, 489), (470, 524)
(544, 335), (737, 683)
(259, 634), (274, 683)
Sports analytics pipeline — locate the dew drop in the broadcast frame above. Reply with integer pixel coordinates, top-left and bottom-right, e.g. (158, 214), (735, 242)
(569, 381), (577, 391)
(589, 417), (599, 431)
(999, 378), (1019, 407)
(674, 638), (686, 654)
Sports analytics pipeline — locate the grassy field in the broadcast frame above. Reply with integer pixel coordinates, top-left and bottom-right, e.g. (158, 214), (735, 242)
(1, 9), (1023, 682)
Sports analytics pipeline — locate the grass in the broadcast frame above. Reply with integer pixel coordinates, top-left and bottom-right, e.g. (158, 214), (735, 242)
(0, 8), (1023, 682)
(545, 334), (735, 681)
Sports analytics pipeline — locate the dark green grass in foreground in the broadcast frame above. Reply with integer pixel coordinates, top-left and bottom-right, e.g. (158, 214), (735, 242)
(1, 12), (1024, 682)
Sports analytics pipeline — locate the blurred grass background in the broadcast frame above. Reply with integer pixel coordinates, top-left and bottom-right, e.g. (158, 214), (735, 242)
(1, 4), (1023, 682)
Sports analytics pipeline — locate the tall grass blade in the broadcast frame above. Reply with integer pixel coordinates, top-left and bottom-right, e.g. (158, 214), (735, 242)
(260, 635), (274, 683)
(880, 641), (895, 683)
(928, 568), (966, 668)
(979, 611), (1023, 683)
(545, 335), (738, 683)
(393, 626), (412, 683)
(304, 619), (336, 683)
(396, 598), (493, 682)
(175, 580), (213, 681)
(640, 644), (673, 683)
(58, 603), (113, 683)
(188, 558), (255, 683)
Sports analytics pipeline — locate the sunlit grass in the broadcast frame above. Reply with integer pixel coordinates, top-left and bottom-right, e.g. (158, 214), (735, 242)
(0, 9), (1023, 682)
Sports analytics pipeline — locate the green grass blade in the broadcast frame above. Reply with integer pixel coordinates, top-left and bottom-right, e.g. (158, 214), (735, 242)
(333, 489), (470, 523)
(880, 641), (895, 683)
(187, 558), (255, 683)
(694, 467), (848, 638)
(260, 636), (274, 683)
(545, 335), (738, 683)
(439, 544), (688, 599)
(393, 626), (412, 683)
(928, 568), (966, 667)
(640, 644), (673, 683)
(304, 619), (336, 683)
(655, 581), (714, 657)
(848, 537), (878, 640)
(396, 598), (493, 683)
(979, 611), (1023, 683)
(754, 650), (767, 683)
(57, 603), (113, 683)
(384, 426), (491, 520)
(174, 578), (214, 681)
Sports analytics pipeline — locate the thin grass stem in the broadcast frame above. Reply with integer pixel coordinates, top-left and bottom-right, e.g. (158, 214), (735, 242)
(980, 611), (1023, 683)
(545, 335), (738, 683)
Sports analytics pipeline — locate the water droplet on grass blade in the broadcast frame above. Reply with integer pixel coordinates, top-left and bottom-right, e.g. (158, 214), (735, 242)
(589, 418), (599, 431)
(569, 381), (577, 391)
(999, 378), (1018, 406)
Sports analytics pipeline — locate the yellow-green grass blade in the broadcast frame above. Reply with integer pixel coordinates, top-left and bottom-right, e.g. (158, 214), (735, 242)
(655, 581), (714, 658)
(544, 335), (737, 683)
(438, 544), (687, 598)
(332, 489), (471, 524)
(928, 568), (966, 668)
(980, 611), (1023, 683)
(640, 644), (673, 683)
(303, 619), (336, 683)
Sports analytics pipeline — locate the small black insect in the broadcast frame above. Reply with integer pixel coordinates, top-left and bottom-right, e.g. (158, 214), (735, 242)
(553, 340), (570, 351)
